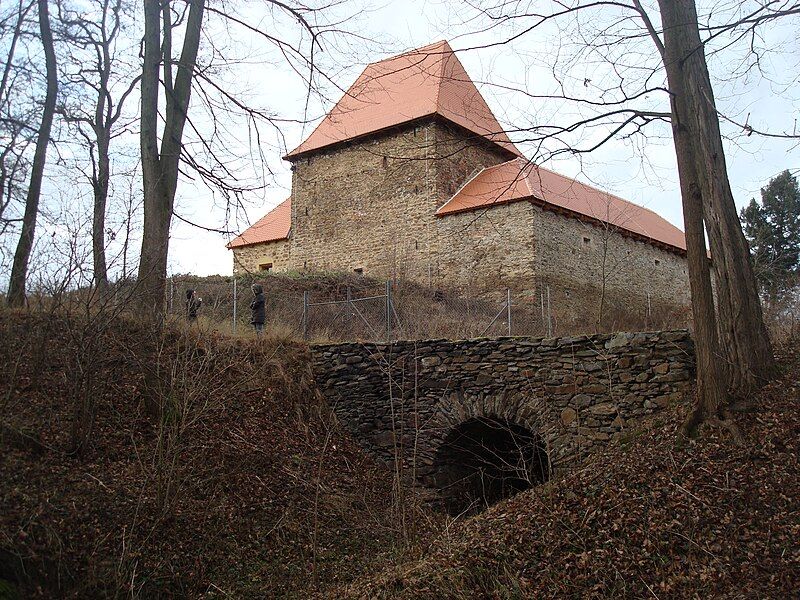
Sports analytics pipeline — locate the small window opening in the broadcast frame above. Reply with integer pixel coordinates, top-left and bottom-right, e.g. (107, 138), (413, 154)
(353, 267), (364, 275)
(415, 240), (419, 250)
(304, 207), (309, 216)
(303, 261), (307, 269)
(583, 236), (591, 244)
(258, 262), (273, 272)
(382, 155), (388, 168)
(655, 259), (661, 266)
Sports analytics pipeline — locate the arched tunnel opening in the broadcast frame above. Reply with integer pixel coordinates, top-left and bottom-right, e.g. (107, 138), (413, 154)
(434, 417), (549, 515)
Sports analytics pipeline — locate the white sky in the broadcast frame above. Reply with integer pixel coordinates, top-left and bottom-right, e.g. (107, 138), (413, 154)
(152, 0), (799, 277)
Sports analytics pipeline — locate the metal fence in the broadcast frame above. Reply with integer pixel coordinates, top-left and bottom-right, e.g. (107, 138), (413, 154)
(164, 274), (680, 343)
(297, 281), (555, 342)
(302, 282), (393, 342)
(165, 276), (552, 342)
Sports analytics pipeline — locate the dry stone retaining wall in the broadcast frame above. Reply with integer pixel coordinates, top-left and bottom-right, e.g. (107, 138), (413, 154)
(311, 331), (694, 488)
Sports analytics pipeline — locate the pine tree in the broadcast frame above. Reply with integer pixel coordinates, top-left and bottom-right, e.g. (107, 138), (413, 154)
(741, 170), (800, 301)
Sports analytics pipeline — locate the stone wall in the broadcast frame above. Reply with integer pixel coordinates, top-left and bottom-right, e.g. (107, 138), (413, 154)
(311, 330), (694, 489)
(435, 200), (538, 292)
(285, 118), (511, 281)
(232, 239), (291, 275)
(435, 199), (691, 325)
(532, 204), (690, 326)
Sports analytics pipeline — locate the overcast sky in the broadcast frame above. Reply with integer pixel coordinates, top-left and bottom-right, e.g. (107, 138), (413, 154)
(164, 0), (799, 277)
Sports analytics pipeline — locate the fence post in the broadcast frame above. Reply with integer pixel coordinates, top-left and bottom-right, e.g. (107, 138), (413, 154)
(506, 288), (512, 336)
(232, 276), (238, 335)
(347, 285), (352, 335)
(303, 290), (309, 340)
(385, 280), (392, 343)
(540, 290), (546, 335)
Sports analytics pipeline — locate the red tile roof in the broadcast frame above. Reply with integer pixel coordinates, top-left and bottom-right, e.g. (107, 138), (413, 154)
(436, 158), (687, 252)
(286, 40), (522, 159)
(227, 198), (291, 248)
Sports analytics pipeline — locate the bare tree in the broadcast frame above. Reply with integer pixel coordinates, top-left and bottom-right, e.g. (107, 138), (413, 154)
(7, 0), (58, 307)
(135, 0), (205, 314)
(134, 0), (358, 316)
(654, 0), (768, 436)
(0, 0), (36, 239)
(57, 0), (140, 290)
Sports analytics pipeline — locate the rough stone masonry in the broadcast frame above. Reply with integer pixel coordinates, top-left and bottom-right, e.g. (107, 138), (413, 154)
(311, 330), (695, 493)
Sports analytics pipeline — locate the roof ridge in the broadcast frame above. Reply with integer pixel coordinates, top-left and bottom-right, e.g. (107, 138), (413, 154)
(375, 40), (450, 66)
(432, 41), (450, 112)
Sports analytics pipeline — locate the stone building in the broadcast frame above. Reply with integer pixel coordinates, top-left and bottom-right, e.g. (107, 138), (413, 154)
(228, 41), (690, 318)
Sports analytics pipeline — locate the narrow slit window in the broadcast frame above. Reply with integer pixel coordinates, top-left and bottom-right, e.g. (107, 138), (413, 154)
(259, 262), (273, 272)
(583, 236), (591, 244)
(353, 267), (364, 275)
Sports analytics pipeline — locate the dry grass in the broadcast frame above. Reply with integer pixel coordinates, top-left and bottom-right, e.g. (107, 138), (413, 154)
(165, 272), (691, 343)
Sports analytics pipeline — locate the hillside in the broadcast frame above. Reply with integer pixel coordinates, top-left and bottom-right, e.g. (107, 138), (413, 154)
(337, 346), (800, 599)
(1, 307), (796, 599)
(0, 311), (435, 598)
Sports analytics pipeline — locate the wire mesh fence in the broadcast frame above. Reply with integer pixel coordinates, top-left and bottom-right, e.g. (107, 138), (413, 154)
(302, 282), (392, 342)
(163, 273), (684, 343)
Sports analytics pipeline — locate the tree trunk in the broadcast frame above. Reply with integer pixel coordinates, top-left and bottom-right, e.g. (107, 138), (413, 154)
(91, 7), (113, 292)
(136, 0), (204, 315)
(7, 0), (58, 307)
(92, 127), (111, 290)
(657, 0), (729, 435)
(658, 0), (775, 399)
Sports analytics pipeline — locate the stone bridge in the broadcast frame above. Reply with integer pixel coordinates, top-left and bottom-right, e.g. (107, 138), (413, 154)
(311, 331), (694, 512)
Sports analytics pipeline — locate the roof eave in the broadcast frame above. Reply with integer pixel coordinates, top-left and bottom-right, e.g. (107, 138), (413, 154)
(227, 235), (290, 250)
(283, 113), (521, 162)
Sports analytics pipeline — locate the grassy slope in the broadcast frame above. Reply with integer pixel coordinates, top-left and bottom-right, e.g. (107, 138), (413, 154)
(0, 311), (431, 598)
(341, 346), (800, 599)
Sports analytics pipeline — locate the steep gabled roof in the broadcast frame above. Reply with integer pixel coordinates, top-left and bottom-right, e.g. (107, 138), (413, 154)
(437, 158), (687, 252)
(285, 41), (522, 159)
(227, 198), (291, 248)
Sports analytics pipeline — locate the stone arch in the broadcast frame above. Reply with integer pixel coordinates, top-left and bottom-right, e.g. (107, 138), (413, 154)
(425, 389), (557, 514)
(433, 415), (550, 515)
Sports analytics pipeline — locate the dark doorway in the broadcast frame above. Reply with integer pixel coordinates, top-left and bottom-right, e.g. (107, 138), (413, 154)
(434, 417), (549, 515)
